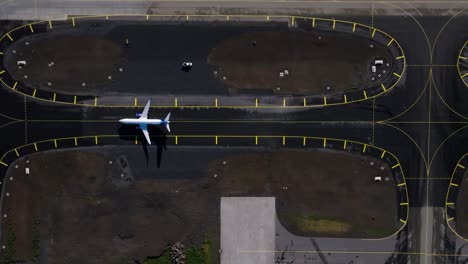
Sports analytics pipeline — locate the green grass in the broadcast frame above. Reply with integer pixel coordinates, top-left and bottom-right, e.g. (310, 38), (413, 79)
(143, 250), (171, 264)
(202, 237), (215, 264)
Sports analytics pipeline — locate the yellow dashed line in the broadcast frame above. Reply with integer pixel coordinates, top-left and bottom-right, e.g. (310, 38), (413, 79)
(291, 16), (295, 26)
(215, 136), (218, 145)
(397, 182), (406, 187)
(457, 163), (466, 169)
(53, 139), (57, 148)
(73, 96), (77, 104)
(450, 182), (459, 187)
(94, 97), (97, 106)
(381, 83), (387, 91)
(387, 38), (394, 46)
(215, 98), (218, 107)
(14, 149), (19, 157)
(48, 20), (52, 29)
(344, 94), (348, 103)
(302, 137), (306, 146)
(33, 143), (38, 151)
(312, 18), (315, 27)
(72, 17), (75, 27)
(6, 33), (13, 41)
(0, 161), (8, 167)
(12, 82), (17, 90)
(255, 98), (258, 108)
(400, 202), (408, 206)
(396, 55), (405, 60)
(447, 217), (454, 221)
(29, 24), (34, 32)
(371, 28), (376, 38)
(282, 136), (286, 145)
(0, 52), (3, 55)
(332, 20), (336, 29)
(400, 219), (407, 224)
(283, 98), (286, 107)
(74, 137), (78, 146)
(393, 72), (401, 78)
(303, 98), (307, 107)
(134, 98), (137, 107)
(32, 89), (37, 97)
(95, 136), (98, 145)
(380, 150), (386, 158)
(352, 23), (356, 32)
(362, 144), (367, 153)
(255, 136), (258, 145)
(446, 202), (454, 205)
(363, 90), (368, 99)
(392, 163), (401, 169)
(323, 138), (327, 147)
(174, 98), (178, 107)
(343, 140), (347, 149)
(175, 135), (178, 145)
(323, 97), (327, 106)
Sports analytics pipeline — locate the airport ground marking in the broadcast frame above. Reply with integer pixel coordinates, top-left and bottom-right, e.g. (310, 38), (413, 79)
(146, 15), (149, 20)
(175, 98), (178, 107)
(95, 136), (98, 145)
(14, 149), (19, 157)
(134, 98), (137, 107)
(393, 72), (401, 78)
(446, 202), (454, 206)
(0, 161), (7, 167)
(33, 143), (38, 151)
(215, 98), (218, 108)
(332, 20), (336, 30)
(387, 38), (394, 46)
(450, 182), (459, 187)
(73, 96), (77, 104)
(94, 97), (97, 106)
(266, 16), (270, 21)
(460, 56), (467, 60)
(282, 136), (286, 145)
(6, 33), (13, 41)
(397, 182), (406, 187)
(400, 219), (407, 224)
(255, 136), (258, 145)
(291, 16), (295, 26)
(312, 18), (315, 27)
(32, 89), (37, 98)
(462, 73), (468, 79)
(392, 163), (401, 169)
(362, 144), (367, 152)
(53, 139), (57, 148)
(447, 217), (454, 221)
(175, 136), (178, 145)
(400, 202), (408, 206)
(457, 163), (466, 169)
(29, 24), (34, 33)
(343, 140), (347, 149)
(302, 137), (306, 146)
(0, 15), (406, 109)
(0, 52), (3, 55)
(74, 137), (78, 146)
(371, 28), (376, 38)
(12, 82), (17, 90)
(380, 150), (386, 159)
(322, 138), (326, 147)
(283, 98), (286, 107)
(363, 90), (368, 99)
(0, 70), (5, 75)
(72, 17), (76, 27)
(255, 98), (258, 108)
(51, 93), (56, 102)
(215, 136), (218, 145)
(186, 15), (189, 21)
(303, 98), (307, 107)
(343, 94), (348, 103)
(381, 83), (387, 92)
(352, 23), (356, 32)
(226, 15), (229, 21)
(323, 97), (327, 106)
(396, 55), (405, 60)
(134, 136), (138, 145)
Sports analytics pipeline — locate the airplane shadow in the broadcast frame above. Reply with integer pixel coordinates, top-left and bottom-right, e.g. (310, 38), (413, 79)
(117, 125), (168, 168)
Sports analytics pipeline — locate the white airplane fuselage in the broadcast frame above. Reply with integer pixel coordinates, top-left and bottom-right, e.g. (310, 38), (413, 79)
(119, 118), (166, 126)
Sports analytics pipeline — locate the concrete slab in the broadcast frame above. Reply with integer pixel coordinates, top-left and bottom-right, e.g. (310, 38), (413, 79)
(221, 197), (275, 264)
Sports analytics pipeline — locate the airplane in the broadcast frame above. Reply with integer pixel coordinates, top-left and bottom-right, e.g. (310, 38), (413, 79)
(119, 99), (171, 145)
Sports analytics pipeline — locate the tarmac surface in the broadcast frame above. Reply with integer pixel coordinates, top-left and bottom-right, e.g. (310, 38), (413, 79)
(1, 12), (468, 264)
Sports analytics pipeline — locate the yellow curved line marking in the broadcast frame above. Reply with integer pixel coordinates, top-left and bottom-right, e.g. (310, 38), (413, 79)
(457, 41), (468, 87)
(0, 14), (406, 108)
(445, 152), (468, 241)
(428, 125), (468, 174)
(0, 133), (409, 240)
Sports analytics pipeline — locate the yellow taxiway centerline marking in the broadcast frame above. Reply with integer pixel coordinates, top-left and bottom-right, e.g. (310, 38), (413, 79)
(174, 98), (178, 107)
(363, 90), (368, 99)
(215, 136), (218, 145)
(400, 219), (407, 224)
(343, 140), (347, 149)
(450, 182), (459, 187)
(29, 24), (34, 32)
(106, 15), (109, 20)
(72, 17), (75, 27)
(323, 97), (327, 106)
(283, 98), (286, 107)
(146, 15), (149, 20)
(12, 82), (17, 90)
(134, 98), (137, 107)
(381, 83), (387, 91)
(94, 136), (98, 145)
(255, 98), (258, 108)
(392, 163), (401, 169)
(266, 16), (270, 21)
(447, 217), (454, 221)
(396, 55), (405, 60)
(0, 70), (5, 75)
(397, 182), (406, 187)
(134, 136), (138, 145)
(94, 97), (97, 106)
(282, 136), (286, 145)
(323, 138), (327, 147)
(457, 163), (466, 169)
(393, 72), (401, 78)
(6, 33), (13, 41)
(291, 16), (295, 26)
(34, 143), (38, 151)
(48, 20), (52, 29)
(14, 149), (19, 157)
(400, 202), (408, 206)
(53, 139), (57, 148)
(462, 73), (468, 78)
(215, 98), (218, 108)
(73, 96), (77, 104)
(371, 28), (376, 38)
(52, 93), (56, 101)
(303, 98), (307, 107)
(0, 161), (8, 167)
(175, 135), (178, 145)
(303, 137), (306, 146)
(459, 56), (467, 60)
(74, 137), (78, 146)
(344, 94), (348, 103)
(186, 15), (189, 21)
(446, 202), (454, 205)
(352, 23), (356, 32)
(32, 89), (37, 97)
(387, 38), (394, 46)
(312, 18), (315, 27)
(332, 20), (336, 29)
(362, 144), (367, 152)
(226, 15), (229, 21)
(255, 136), (258, 145)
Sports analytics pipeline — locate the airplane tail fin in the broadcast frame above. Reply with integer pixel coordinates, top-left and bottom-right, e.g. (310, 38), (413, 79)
(164, 112), (171, 133)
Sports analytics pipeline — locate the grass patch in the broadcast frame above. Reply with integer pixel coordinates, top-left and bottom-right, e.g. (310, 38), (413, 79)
(293, 215), (353, 235)
(202, 237), (215, 264)
(143, 250), (171, 264)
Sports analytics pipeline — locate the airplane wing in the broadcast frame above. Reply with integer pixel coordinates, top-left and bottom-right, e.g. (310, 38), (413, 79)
(139, 99), (151, 119)
(140, 124), (151, 145)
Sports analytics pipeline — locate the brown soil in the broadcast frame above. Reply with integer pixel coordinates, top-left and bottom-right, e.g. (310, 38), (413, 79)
(5, 36), (122, 92)
(208, 31), (392, 95)
(456, 169), (468, 237)
(1, 148), (399, 264)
